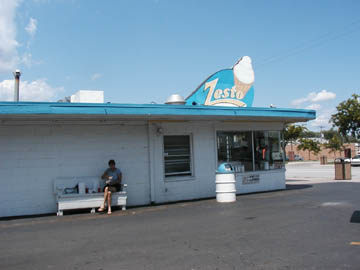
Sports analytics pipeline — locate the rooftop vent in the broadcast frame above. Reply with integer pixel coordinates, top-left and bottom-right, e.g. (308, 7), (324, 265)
(165, 94), (186, 105)
(70, 90), (104, 103)
(57, 96), (71, 103)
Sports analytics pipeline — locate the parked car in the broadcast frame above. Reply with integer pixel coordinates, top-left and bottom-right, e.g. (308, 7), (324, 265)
(344, 155), (360, 166)
(285, 155), (303, 161)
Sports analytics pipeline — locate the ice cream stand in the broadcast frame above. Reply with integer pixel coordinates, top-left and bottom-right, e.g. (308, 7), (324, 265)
(0, 56), (315, 217)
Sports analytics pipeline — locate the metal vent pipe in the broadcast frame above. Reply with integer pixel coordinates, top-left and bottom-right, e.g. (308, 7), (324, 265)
(13, 69), (21, 102)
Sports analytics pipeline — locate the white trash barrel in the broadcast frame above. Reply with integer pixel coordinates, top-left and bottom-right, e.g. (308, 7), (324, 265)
(216, 163), (236, 203)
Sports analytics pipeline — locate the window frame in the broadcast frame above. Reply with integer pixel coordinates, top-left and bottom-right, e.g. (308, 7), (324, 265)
(162, 133), (195, 181)
(215, 130), (285, 172)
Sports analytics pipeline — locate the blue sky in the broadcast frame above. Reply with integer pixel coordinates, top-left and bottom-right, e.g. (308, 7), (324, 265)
(0, 0), (359, 130)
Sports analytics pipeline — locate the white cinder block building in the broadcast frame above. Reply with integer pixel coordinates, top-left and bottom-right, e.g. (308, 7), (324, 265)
(0, 57), (315, 217)
(0, 104), (314, 217)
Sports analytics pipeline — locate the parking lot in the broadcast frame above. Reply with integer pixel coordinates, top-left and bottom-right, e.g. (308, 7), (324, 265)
(286, 161), (360, 183)
(1, 162), (359, 270)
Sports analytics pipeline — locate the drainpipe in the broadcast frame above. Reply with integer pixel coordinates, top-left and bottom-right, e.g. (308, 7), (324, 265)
(13, 69), (21, 102)
(147, 121), (156, 203)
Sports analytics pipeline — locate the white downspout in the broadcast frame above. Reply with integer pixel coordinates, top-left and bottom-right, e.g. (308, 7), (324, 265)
(147, 121), (156, 203)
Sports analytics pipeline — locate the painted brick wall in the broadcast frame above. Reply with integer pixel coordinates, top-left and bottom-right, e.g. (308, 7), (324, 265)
(151, 121), (217, 204)
(0, 119), (285, 217)
(0, 121), (150, 217)
(150, 121), (285, 204)
(286, 143), (358, 161)
(235, 170), (286, 194)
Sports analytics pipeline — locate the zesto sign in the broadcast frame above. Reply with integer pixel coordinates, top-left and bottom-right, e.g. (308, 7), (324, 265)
(185, 56), (255, 107)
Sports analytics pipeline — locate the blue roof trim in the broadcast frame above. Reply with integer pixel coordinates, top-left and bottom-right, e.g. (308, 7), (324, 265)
(0, 102), (316, 120)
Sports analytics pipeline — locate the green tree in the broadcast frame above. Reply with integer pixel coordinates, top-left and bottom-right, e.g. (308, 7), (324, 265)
(323, 129), (339, 141)
(297, 138), (321, 160)
(301, 130), (321, 138)
(283, 124), (307, 152)
(331, 94), (360, 140)
(324, 135), (344, 159)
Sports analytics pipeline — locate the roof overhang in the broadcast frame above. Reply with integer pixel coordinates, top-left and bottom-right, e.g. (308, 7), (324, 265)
(0, 102), (316, 123)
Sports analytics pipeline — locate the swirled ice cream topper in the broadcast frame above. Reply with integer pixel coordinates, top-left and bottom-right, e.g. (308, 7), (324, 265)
(185, 56), (255, 107)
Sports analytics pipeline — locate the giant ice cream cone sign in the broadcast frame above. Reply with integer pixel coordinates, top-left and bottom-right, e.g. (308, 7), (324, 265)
(233, 56), (254, 100)
(185, 56), (255, 107)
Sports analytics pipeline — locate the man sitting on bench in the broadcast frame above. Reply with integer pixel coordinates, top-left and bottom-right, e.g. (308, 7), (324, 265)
(98, 159), (122, 215)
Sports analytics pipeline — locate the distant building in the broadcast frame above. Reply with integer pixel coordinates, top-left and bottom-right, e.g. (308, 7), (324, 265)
(286, 142), (359, 161)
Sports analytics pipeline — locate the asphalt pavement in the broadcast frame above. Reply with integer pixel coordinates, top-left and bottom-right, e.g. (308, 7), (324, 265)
(286, 161), (360, 183)
(1, 163), (359, 270)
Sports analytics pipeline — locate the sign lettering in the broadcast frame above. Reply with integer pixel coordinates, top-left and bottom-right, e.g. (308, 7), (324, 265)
(204, 79), (246, 107)
(242, 174), (260, 185)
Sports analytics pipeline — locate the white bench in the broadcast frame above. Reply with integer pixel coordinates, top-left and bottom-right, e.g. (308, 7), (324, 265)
(54, 177), (127, 216)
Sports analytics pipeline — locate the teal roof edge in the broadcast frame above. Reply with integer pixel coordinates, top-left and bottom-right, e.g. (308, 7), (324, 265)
(0, 102), (316, 120)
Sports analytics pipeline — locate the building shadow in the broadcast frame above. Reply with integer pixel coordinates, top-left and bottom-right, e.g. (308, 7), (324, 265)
(0, 213), (54, 222)
(286, 184), (313, 190)
(350, 211), (360, 223)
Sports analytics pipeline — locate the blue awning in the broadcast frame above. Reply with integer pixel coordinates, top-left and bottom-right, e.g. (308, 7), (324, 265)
(0, 102), (315, 123)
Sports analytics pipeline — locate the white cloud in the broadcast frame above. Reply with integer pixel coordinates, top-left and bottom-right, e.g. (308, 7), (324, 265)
(291, 97), (308, 106)
(305, 103), (321, 110)
(91, 73), (102, 80)
(0, 4), (40, 73)
(309, 109), (334, 129)
(291, 89), (336, 106)
(0, 78), (64, 101)
(25, 17), (37, 36)
(0, 0), (20, 73)
(309, 90), (336, 102)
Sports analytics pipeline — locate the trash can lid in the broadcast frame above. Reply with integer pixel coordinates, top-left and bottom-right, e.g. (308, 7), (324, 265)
(334, 158), (344, 163)
(217, 163), (233, 173)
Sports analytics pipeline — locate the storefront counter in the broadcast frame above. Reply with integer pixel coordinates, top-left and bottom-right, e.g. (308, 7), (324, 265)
(234, 169), (286, 194)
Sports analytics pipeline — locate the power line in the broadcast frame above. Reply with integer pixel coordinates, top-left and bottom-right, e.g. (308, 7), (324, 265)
(254, 19), (360, 70)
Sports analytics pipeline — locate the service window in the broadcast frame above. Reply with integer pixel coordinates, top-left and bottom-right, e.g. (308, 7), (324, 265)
(253, 131), (283, 170)
(217, 131), (254, 172)
(217, 130), (284, 172)
(163, 135), (192, 178)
